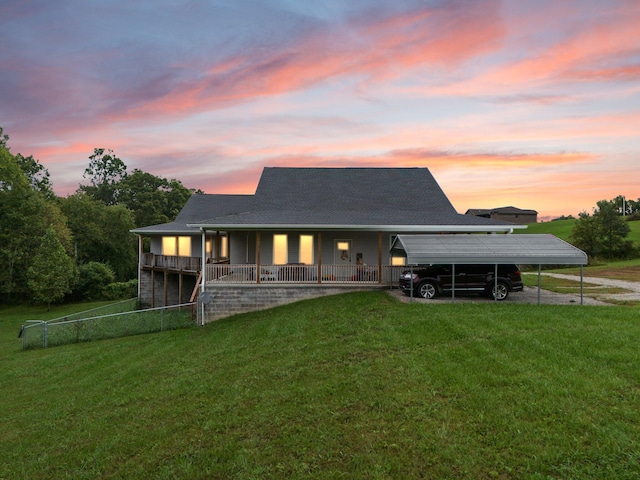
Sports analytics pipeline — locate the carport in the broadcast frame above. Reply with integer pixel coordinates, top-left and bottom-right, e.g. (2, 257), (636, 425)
(390, 234), (588, 304)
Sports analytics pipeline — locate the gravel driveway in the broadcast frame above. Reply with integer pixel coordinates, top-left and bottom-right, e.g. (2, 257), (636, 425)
(389, 272), (640, 306)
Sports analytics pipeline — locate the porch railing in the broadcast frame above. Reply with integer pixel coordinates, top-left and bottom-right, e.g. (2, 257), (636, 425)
(206, 264), (406, 286)
(141, 253), (201, 272)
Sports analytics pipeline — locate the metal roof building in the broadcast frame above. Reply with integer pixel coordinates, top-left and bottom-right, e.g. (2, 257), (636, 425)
(390, 234), (587, 265)
(390, 234), (588, 304)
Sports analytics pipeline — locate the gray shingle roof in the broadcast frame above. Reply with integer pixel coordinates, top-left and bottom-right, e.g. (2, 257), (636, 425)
(253, 167), (455, 213)
(131, 194), (253, 234)
(133, 167), (522, 234)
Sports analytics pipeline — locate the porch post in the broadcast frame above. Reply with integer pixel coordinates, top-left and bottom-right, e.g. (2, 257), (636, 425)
(256, 231), (261, 284)
(317, 232), (322, 284)
(163, 271), (168, 306)
(200, 228), (206, 286)
(377, 231), (383, 284)
(215, 231), (220, 262)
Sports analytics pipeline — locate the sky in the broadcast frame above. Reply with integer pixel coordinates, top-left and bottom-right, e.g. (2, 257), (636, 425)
(1, 0), (639, 221)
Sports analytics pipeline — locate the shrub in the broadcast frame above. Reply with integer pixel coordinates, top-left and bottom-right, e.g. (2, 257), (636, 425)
(71, 262), (115, 301)
(104, 279), (138, 300)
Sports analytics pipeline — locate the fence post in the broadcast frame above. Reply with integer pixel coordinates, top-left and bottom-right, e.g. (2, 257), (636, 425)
(43, 322), (48, 348)
(161, 308), (164, 331)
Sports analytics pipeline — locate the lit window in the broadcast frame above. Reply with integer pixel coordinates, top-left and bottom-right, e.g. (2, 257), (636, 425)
(162, 237), (177, 256)
(391, 256), (406, 266)
(178, 237), (191, 256)
(299, 235), (313, 264)
(220, 235), (228, 258)
(273, 234), (288, 264)
(162, 236), (191, 256)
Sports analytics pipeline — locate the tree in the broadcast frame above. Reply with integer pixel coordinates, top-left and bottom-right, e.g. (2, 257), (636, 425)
(570, 200), (635, 260)
(27, 226), (77, 309)
(71, 262), (115, 301)
(15, 153), (55, 199)
(595, 200), (633, 258)
(1, 145), (73, 302)
(79, 148), (127, 205)
(0, 126), (8, 149)
(118, 169), (198, 227)
(58, 193), (137, 281)
(569, 211), (600, 258)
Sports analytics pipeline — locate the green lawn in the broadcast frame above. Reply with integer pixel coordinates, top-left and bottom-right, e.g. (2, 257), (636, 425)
(2, 293), (640, 479)
(519, 218), (577, 241)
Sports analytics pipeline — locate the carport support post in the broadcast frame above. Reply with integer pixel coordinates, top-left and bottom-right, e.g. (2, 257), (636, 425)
(580, 265), (584, 305)
(409, 265), (413, 302)
(451, 264), (455, 302)
(537, 265), (542, 305)
(494, 264), (498, 302)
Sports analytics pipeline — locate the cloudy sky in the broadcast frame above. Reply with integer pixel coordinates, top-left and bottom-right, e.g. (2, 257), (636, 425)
(2, 0), (639, 220)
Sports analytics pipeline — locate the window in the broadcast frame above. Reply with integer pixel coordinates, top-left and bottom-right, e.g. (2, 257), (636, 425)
(299, 235), (314, 264)
(273, 234), (288, 264)
(206, 235), (228, 260)
(391, 256), (406, 266)
(162, 236), (191, 256)
(220, 235), (228, 258)
(162, 237), (177, 256)
(178, 236), (191, 256)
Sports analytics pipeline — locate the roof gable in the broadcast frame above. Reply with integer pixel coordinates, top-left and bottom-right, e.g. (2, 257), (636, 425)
(254, 167), (457, 214)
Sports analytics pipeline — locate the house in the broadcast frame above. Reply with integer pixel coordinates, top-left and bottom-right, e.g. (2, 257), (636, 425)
(465, 206), (538, 225)
(132, 167), (525, 322)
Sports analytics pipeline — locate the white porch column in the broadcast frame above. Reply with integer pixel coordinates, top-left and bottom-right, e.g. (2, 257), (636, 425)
(317, 232), (322, 284)
(256, 231), (261, 284)
(200, 228), (206, 286)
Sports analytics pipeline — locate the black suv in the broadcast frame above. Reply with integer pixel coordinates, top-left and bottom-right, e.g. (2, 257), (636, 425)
(399, 264), (524, 301)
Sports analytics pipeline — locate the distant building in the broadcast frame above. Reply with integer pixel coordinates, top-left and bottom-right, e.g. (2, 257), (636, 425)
(465, 206), (538, 225)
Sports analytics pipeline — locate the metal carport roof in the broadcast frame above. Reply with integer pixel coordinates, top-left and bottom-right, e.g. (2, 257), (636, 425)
(390, 234), (587, 265)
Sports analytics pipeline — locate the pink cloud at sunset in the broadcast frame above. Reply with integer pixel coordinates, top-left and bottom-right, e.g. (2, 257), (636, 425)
(1, 0), (638, 220)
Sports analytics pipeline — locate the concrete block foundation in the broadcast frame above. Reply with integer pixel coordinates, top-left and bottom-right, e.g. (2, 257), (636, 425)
(200, 284), (385, 324)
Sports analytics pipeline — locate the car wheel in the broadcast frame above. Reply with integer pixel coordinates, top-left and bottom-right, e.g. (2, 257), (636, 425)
(491, 282), (509, 301)
(418, 281), (437, 299)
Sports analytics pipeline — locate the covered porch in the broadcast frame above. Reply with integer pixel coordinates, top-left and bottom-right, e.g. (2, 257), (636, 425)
(197, 229), (407, 287)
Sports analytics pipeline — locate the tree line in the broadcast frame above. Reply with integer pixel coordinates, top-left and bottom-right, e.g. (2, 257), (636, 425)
(0, 127), (200, 307)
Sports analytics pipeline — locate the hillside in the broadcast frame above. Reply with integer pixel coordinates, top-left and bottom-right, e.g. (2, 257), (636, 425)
(517, 218), (640, 245)
(2, 293), (640, 479)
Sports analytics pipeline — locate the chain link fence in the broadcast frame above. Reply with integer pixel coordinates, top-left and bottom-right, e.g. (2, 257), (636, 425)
(20, 300), (197, 350)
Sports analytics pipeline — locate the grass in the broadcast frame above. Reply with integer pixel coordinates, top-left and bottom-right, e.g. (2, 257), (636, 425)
(544, 259), (640, 282)
(2, 292), (640, 479)
(521, 274), (624, 294)
(517, 217), (640, 245)
(520, 218), (577, 241)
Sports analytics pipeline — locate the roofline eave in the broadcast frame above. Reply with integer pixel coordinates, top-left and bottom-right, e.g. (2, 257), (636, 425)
(130, 228), (199, 235)
(186, 223), (524, 233)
